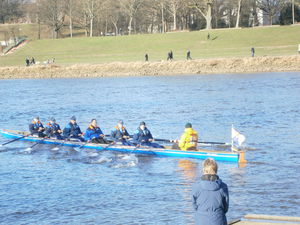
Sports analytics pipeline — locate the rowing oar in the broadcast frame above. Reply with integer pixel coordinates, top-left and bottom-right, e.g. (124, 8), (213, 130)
(51, 139), (66, 151)
(25, 136), (47, 151)
(154, 138), (229, 145)
(74, 142), (88, 152)
(1, 134), (30, 147)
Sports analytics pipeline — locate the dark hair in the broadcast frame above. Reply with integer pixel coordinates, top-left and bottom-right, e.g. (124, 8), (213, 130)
(91, 119), (97, 123)
(185, 123), (192, 128)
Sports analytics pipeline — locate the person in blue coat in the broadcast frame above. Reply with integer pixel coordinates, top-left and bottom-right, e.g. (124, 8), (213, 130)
(63, 116), (84, 141)
(29, 116), (45, 137)
(192, 158), (229, 225)
(84, 119), (111, 144)
(110, 120), (134, 146)
(45, 117), (63, 139)
(133, 121), (163, 148)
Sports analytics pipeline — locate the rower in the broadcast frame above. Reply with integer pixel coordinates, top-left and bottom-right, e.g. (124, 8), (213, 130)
(171, 123), (198, 151)
(63, 116), (84, 142)
(84, 119), (111, 144)
(133, 121), (163, 148)
(45, 117), (63, 140)
(110, 120), (134, 146)
(29, 116), (45, 137)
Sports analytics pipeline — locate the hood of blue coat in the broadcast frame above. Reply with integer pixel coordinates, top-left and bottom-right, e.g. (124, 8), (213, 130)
(199, 177), (223, 191)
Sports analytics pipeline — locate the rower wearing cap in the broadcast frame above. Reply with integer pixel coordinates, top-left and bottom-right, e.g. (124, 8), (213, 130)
(45, 117), (63, 140)
(84, 119), (111, 144)
(63, 116), (84, 141)
(133, 121), (163, 148)
(29, 116), (45, 137)
(172, 123), (198, 151)
(110, 120), (133, 146)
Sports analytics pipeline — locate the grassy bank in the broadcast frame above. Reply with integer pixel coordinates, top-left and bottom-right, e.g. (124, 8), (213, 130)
(0, 25), (300, 67)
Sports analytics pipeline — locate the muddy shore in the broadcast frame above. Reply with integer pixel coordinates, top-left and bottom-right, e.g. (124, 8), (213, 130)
(1, 55), (300, 79)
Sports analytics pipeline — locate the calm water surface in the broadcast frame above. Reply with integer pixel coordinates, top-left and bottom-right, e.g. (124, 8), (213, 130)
(0, 73), (299, 225)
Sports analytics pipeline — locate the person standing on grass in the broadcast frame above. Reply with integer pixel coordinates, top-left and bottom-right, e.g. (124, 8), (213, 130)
(251, 47), (255, 57)
(187, 50), (192, 60)
(25, 57), (30, 66)
(145, 53), (149, 62)
(192, 158), (229, 225)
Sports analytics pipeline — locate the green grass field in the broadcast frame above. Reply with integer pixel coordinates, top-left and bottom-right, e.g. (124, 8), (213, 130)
(0, 25), (299, 66)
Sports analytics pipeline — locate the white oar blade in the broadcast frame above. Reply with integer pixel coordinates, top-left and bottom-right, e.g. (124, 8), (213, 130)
(51, 147), (59, 151)
(73, 147), (80, 152)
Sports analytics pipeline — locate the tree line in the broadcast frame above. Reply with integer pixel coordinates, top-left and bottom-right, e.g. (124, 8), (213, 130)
(1, 0), (300, 39)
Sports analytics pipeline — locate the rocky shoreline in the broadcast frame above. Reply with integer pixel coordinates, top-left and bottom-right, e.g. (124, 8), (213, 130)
(0, 55), (300, 79)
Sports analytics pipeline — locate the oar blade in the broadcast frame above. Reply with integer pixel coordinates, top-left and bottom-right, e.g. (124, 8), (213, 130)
(51, 147), (60, 151)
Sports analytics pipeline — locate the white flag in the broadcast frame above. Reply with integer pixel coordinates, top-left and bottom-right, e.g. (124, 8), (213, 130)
(231, 126), (246, 147)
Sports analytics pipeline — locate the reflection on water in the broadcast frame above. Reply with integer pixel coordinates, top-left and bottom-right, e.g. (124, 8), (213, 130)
(0, 72), (300, 224)
(178, 159), (199, 182)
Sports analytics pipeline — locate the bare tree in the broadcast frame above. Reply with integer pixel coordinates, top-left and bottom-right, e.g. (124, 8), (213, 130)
(256, 0), (285, 25)
(121, 0), (144, 35)
(67, 0), (73, 38)
(84, 0), (96, 37)
(190, 0), (214, 30)
(104, 0), (122, 35)
(0, 0), (24, 24)
(39, 0), (67, 39)
(235, 0), (243, 27)
(167, 0), (183, 30)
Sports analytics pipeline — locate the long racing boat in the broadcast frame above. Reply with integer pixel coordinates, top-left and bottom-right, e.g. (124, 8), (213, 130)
(0, 129), (247, 163)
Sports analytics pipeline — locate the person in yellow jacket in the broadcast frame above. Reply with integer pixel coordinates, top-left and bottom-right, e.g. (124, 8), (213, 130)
(172, 123), (198, 151)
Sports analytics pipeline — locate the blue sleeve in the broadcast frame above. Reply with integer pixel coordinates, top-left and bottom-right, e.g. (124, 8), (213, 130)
(29, 124), (36, 134)
(45, 126), (51, 136)
(98, 128), (103, 135)
(124, 129), (130, 136)
(133, 130), (140, 143)
(84, 129), (91, 141)
(63, 124), (71, 137)
(222, 183), (229, 213)
(148, 130), (153, 139)
(110, 129), (117, 141)
(192, 184), (199, 211)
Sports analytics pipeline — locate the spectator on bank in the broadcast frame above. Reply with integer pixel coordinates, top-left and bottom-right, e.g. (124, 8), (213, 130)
(167, 50), (173, 61)
(187, 50), (192, 60)
(145, 53), (149, 62)
(25, 57), (30, 66)
(251, 47), (255, 57)
(192, 158), (229, 225)
(31, 57), (35, 65)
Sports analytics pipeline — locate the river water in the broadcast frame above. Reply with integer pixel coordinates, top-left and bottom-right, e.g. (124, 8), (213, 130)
(0, 73), (299, 225)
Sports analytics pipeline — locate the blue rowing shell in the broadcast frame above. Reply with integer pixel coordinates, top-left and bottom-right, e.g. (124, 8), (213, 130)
(0, 129), (243, 163)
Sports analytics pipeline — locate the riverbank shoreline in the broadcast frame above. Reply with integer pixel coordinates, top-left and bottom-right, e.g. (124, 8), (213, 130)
(1, 55), (300, 79)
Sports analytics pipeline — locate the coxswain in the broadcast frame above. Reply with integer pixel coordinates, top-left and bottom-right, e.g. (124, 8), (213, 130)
(84, 119), (111, 144)
(171, 123), (198, 151)
(133, 121), (163, 148)
(63, 116), (84, 141)
(29, 116), (45, 137)
(45, 117), (63, 139)
(110, 120), (133, 146)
